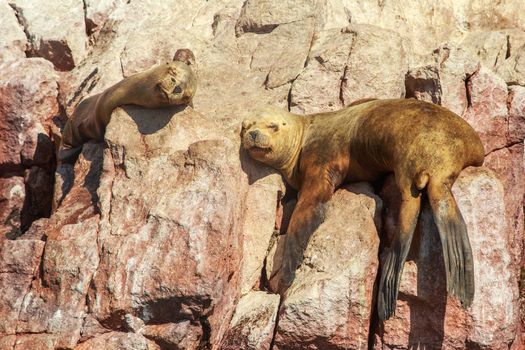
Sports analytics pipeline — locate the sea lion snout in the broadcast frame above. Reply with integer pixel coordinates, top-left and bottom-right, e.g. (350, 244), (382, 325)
(242, 127), (271, 149)
(249, 130), (260, 141)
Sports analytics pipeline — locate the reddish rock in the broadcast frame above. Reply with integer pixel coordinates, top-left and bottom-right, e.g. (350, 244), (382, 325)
(88, 107), (247, 346)
(462, 66), (509, 153)
(238, 164), (284, 294)
(74, 332), (160, 350)
(373, 167), (519, 349)
(462, 29), (525, 86)
(0, 58), (58, 168)
(273, 183), (381, 350)
(10, 334), (60, 350)
(485, 144), (525, 292)
(142, 321), (202, 350)
(219, 291), (280, 350)
(235, 0), (319, 35)
(508, 85), (525, 144)
(0, 177), (25, 239)
(405, 45), (479, 116)
(0, 239), (45, 335)
(3, 145), (103, 349)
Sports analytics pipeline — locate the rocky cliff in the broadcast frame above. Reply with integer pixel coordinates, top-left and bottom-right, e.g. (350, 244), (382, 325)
(0, 0), (524, 349)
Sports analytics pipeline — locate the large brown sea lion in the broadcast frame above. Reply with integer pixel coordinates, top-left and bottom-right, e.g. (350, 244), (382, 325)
(241, 99), (484, 320)
(59, 49), (197, 162)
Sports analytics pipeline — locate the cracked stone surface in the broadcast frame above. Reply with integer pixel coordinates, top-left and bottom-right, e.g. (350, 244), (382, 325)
(0, 1), (523, 349)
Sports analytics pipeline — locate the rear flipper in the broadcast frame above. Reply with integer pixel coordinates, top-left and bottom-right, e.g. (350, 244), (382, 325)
(378, 185), (421, 320)
(428, 181), (475, 307)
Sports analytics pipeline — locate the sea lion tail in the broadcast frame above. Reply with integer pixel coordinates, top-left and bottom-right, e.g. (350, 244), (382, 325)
(427, 179), (475, 308)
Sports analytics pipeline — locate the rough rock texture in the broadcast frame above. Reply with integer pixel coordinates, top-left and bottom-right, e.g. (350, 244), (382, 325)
(273, 183), (381, 350)
(0, 0), (524, 349)
(220, 291), (280, 350)
(0, 58), (59, 238)
(0, 0), (27, 64)
(9, 0), (87, 70)
(373, 167), (519, 350)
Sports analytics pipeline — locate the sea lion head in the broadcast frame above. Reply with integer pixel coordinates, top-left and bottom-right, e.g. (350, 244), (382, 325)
(241, 107), (300, 168)
(156, 61), (197, 106)
(173, 48), (196, 66)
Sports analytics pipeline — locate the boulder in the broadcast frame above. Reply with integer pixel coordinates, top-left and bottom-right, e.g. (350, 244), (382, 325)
(9, 0), (87, 70)
(373, 167), (519, 349)
(0, 0), (27, 64)
(219, 291), (280, 350)
(273, 183), (381, 350)
(291, 24), (407, 114)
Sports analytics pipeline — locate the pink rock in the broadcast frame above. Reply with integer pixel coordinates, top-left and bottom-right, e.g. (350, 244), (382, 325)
(0, 177), (25, 238)
(485, 144), (525, 291)
(508, 86), (525, 144)
(462, 66), (509, 153)
(406, 45), (480, 116)
(219, 291), (280, 350)
(341, 24), (407, 105)
(373, 167), (519, 349)
(0, 239), (44, 335)
(0, 0), (27, 64)
(10, 334), (59, 350)
(142, 321), (202, 350)
(290, 28), (354, 114)
(88, 107), (247, 346)
(9, 0), (87, 71)
(74, 332), (159, 350)
(274, 183), (381, 350)
(248, 19), (315, 89)
(5, 145), (103, 349)
(0, 58), (58, 168)
(291, 24), (407, 114)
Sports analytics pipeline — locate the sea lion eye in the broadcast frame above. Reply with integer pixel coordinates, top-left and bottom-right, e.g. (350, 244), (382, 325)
(173, 85), (182, 94)
(242, 120), (253, 130)
(268, 123), (279, 131)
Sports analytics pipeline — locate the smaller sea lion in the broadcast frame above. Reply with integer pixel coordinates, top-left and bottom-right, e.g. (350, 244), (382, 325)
(59, 49), (197, 162)
(241, 99), (484, 320)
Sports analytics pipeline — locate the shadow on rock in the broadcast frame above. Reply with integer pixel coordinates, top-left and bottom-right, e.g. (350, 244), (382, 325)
(55, 142), (104, 210)
(375, 176), (447, 349)
(123, 104), (187, 135)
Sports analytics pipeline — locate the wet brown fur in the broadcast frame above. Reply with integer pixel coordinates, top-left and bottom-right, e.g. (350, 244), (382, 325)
(59, 50), (197, 162)
(241, 99), (484, 320)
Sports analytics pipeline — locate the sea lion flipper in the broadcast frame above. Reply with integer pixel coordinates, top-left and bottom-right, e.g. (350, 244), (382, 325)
(58, 145), (83, 163)
(268, 176), (332, 295)
(428, 180), (475, 308)
(378, 184), (421, 320)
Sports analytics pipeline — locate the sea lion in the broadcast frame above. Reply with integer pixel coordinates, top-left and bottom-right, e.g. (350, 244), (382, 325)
(241, 99), (484, 320)
(59, 50), (197, 162)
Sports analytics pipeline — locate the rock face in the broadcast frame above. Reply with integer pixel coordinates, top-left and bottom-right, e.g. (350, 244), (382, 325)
(373, 168), (519, 349)
(273, 184), (381, 350)
(0, 1), (523, 349)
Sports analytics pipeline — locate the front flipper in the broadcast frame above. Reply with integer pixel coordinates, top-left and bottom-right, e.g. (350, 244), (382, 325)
(268, 174), (334, 294)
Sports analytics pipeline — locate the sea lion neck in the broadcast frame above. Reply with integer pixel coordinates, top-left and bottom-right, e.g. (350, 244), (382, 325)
(96, 70), (152, 126)
(275, 113), (305, 189)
